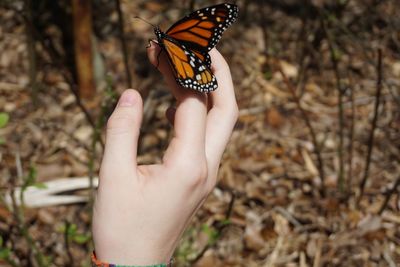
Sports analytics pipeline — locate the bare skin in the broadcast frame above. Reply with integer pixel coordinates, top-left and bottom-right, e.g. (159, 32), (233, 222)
(92, 43), (238, 265)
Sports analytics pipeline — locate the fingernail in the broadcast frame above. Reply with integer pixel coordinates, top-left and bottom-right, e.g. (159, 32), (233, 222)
(119, 92), (135, 107)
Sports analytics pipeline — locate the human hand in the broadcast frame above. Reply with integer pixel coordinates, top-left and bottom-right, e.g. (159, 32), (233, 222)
(92, 43), (238, 265)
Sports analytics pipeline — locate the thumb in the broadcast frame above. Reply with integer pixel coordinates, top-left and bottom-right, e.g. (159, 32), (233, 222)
(103, 89), (143, 166)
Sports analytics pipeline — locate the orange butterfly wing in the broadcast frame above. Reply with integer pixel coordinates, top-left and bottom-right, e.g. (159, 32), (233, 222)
(166, 3), (238, 52)
(162, 36), (217, 92)
(154, 4), (238, 92)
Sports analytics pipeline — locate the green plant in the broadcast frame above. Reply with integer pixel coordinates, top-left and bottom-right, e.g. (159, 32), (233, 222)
(60, 222), (91, 245)
(0, 112), (9, 144)
(201, 224), (219, 245)
(0, 236), (11, 261)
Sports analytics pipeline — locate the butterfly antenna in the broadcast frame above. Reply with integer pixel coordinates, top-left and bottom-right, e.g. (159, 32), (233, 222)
(133, 15), (157, 28)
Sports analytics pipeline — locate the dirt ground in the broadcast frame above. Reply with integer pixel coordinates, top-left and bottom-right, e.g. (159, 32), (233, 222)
(0, 0), (399, 266)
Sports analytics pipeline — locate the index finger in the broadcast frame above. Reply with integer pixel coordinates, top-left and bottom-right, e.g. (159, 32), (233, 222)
(147, 43), (208, 168)
(205, 49), (239, 175)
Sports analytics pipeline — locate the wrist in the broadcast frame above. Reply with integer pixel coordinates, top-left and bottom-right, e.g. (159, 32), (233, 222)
(91, 251), (174, 267)
(92, 222), (177, 265)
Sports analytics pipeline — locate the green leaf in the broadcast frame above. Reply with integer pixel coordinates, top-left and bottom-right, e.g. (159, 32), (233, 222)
(264, 70), (272, 80)
(201, 224), (219, 244)
(0, 137), (4, 145)
(22, 166), (37, 191)
(220, 219), (231, 226)
(333, 48), (342, 61)
(33, 182), (48, 189)
(80, 261), (92, 267)
(0, 235), (3, 247)
(73, 234), (90, 244)
(0, 113), (9, 128)
(57, 225), (66, 233)
(0, 248), (10, 259)
(328, 13), (337, 22)
(67, 223), (77, 235)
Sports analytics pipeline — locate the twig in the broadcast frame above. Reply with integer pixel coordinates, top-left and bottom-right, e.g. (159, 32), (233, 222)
(276, 64), (326, 196)
(312, 237), (322, 267)
(387, 83), (400, 108)
(319, 7), (377, 68)
(68, 82), (105, 149)
(358, 48), (383, 205)
(25, 0), (38, 106)
(56, 125), (93, 152)
(321, 16), (345, 193)
(264, 235), (284, 267)
(346, 75), (355, 197)
(188, 0), (196, 11)
(224, 190), (236, 220)
(87, 111), (105, 209)
(383, 245), (397, 267)
(189, 190), (236, 264)
(12, 151), (48, 266)
(378, 175), (400, 215)
(64, 221), (74, 266)
(274, 207), (302, 227)
(115, 0), (132, 88)
(15, 7), (104, 149)
(295, 17), (310, 92)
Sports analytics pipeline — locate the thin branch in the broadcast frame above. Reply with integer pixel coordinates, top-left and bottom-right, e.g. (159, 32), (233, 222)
(378, 175), (400, 215)
(346, 75), (355, 197)
(277, 64), (326, 196)
(115, 0), (132, 88)
(25, 0), (38, 106)
(11, 151), (48, 266)
(189, 190), (236, 264)
(15, 6), (104, 149)
(87, 113), (104, 208)
(321, 16), (345, 193)
(358, 48), (383, 204)
(188, 0), (196, 11)
(59, 70), (105, 148)
(64, 221), (74, 266)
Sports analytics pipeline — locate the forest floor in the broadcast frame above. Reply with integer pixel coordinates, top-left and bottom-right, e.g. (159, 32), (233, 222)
(0, 0), (399, 266)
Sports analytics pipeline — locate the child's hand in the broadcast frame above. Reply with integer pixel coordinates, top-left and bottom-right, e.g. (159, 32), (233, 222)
(92, 44), (238, 265)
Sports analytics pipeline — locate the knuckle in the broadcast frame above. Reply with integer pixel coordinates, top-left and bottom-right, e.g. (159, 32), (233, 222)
(106, 113), (132, 135)
(174, 158), (208, 188)
(220, 102), (239, 124)
(230, 103), (239, 122)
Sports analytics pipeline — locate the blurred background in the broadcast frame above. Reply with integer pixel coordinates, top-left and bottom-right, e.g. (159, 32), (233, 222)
(0, 0), (399, 266)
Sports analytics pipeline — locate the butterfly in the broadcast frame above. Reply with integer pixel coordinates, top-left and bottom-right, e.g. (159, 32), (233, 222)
(152, 3), (239, 93)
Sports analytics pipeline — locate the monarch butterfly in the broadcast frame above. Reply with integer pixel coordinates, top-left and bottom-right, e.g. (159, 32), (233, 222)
(151, 3), (239, 92)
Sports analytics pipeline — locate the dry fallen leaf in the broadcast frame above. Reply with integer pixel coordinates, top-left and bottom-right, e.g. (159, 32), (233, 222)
(265, 107), (284, 129)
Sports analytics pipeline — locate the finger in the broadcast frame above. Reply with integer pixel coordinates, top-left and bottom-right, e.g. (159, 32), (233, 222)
(146, 42), (171, 78)
(209, 49), (237, 111)
(205, 49), (238, 175)
(147, 42), (207, 101)
(147, 42), (187, 100)
(102, 89), (143, 168)
(147, 42), (208, 166)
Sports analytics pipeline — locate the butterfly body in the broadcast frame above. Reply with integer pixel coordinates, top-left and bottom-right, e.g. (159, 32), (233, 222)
(153, 3), (238, 93)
